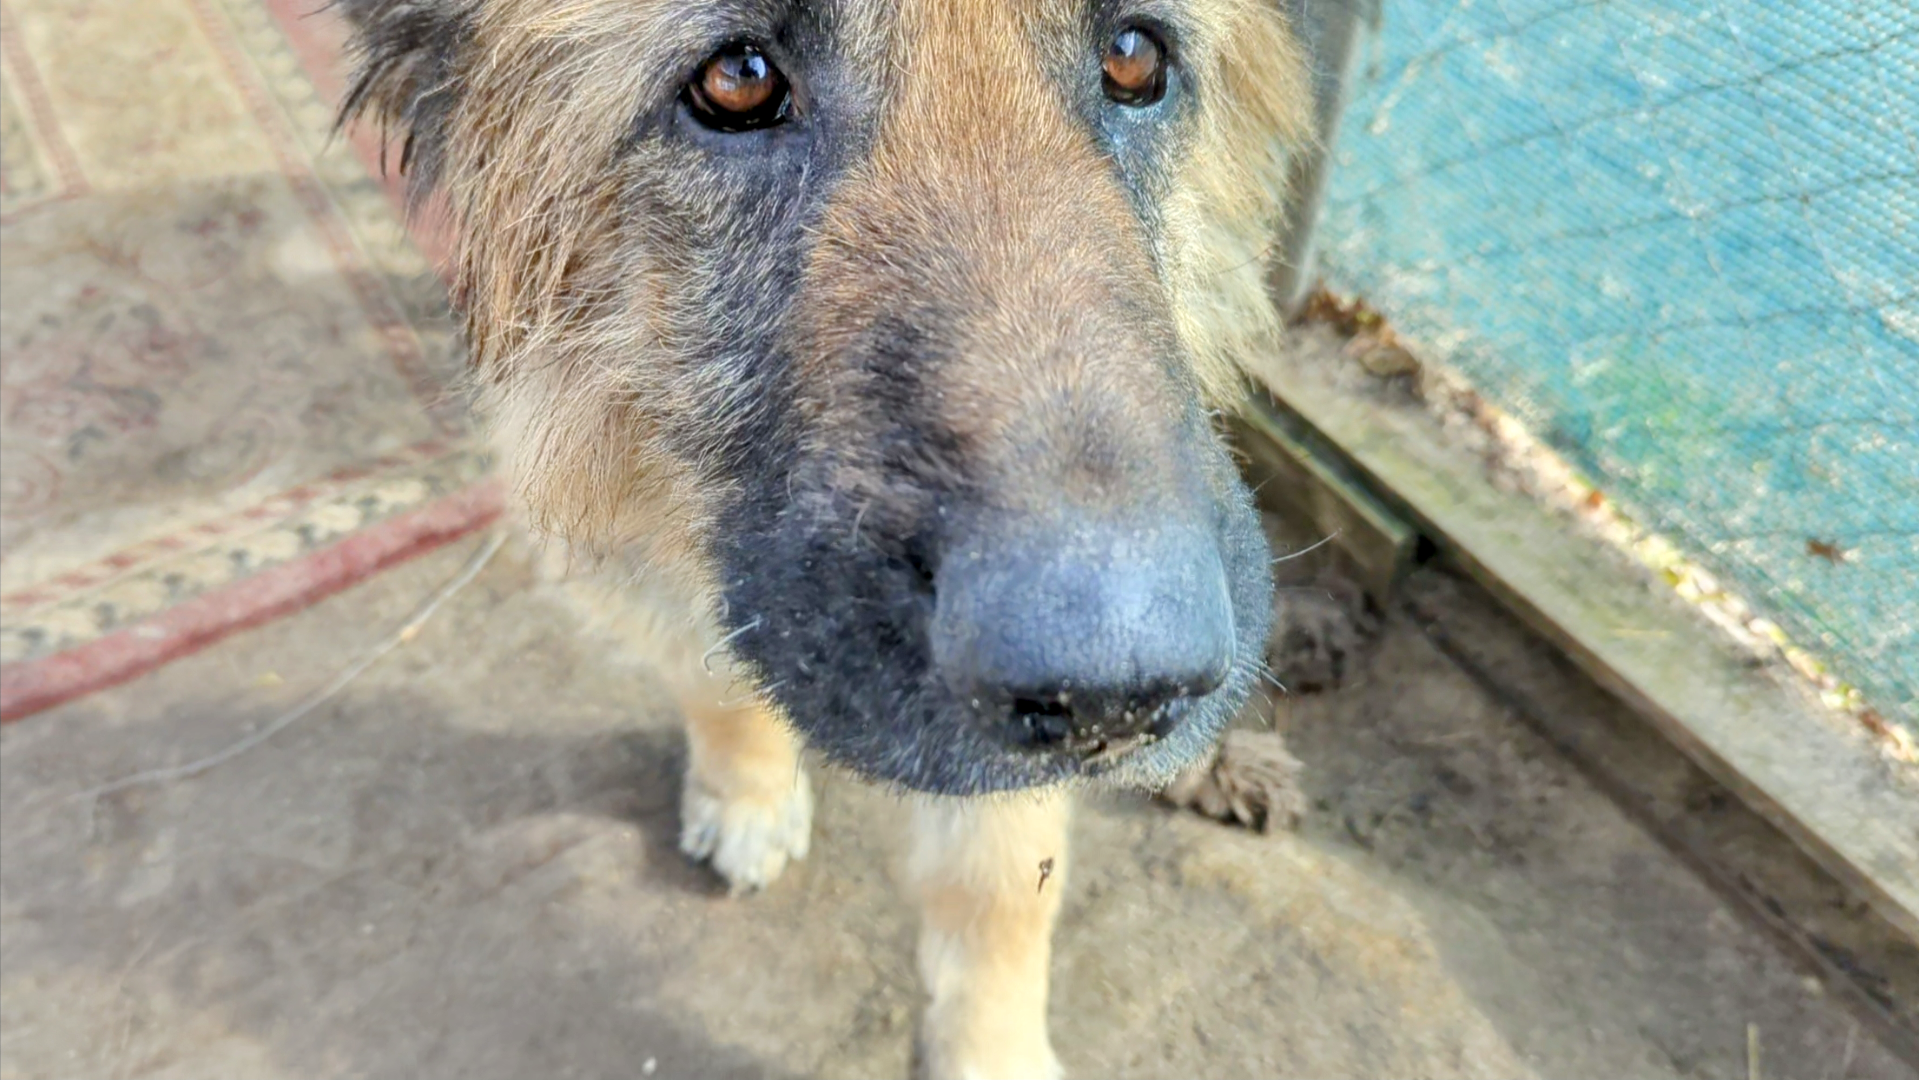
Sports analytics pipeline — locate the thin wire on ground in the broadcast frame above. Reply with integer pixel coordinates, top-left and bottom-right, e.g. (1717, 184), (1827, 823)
(64, 529), (506, 806)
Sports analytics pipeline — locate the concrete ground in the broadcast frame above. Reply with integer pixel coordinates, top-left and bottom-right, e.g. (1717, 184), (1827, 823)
(2, 1), (1912, 1076)
(3, 520), (1911, 1080)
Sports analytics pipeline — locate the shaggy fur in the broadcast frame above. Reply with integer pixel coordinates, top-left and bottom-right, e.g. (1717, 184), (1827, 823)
(340, 2), (1311, 1074)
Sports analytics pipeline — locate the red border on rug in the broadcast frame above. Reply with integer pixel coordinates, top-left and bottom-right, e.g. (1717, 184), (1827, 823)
(0, 480), (503, 723)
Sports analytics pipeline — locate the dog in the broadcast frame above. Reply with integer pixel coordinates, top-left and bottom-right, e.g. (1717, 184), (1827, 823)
(339, 1), (1311, 1075)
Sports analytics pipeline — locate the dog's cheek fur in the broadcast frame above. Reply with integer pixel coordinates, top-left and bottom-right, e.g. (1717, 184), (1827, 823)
(1164, 0), (1315, 408)
(345, 0), (862, 606)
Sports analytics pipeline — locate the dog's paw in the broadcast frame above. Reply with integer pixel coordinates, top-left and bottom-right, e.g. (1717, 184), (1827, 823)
(919, 1032), (1063, 1080)
(1157, 728), (1306, 833)
(679, 767), (813, 893)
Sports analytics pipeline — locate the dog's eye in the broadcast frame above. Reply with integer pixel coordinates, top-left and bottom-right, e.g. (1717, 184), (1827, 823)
(1102, 26), (1167, 107)
(684, 45), (790, 131)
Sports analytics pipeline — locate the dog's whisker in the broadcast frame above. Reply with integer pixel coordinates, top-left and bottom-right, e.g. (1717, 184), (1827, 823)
(1251, 659), (1290, 696)
(701, 616), (762, 676)
(1272, 530), (1341, 565)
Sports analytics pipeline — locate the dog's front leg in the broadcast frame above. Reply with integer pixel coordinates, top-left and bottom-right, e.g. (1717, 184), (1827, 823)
(677, 689), (813, 894)
(911, 790), (1070, 1080)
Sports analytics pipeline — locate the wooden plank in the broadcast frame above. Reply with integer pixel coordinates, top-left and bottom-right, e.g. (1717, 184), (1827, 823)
(1231, 404), (1417, 600)
(1238, 340), (1919, 942)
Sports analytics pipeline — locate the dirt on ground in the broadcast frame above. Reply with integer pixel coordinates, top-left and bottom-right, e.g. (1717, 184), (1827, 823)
(3, 515), (1909, 1080)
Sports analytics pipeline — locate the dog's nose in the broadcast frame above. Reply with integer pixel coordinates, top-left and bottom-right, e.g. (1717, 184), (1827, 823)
(929, 519), (1236, 755)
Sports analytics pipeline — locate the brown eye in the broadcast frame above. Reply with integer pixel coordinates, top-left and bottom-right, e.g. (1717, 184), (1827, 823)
(685, 45), (790, 131)
(1102, 26), (1167, 106)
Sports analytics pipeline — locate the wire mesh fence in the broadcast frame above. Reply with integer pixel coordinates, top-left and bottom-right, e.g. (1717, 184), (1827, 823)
(1307, 0), (1918, 730)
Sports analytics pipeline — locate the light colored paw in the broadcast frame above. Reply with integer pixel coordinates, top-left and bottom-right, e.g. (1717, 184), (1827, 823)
(1157, 727), (1306, 833)
(678, 767), (812, 893)
(921, 1036), (1063, 1080)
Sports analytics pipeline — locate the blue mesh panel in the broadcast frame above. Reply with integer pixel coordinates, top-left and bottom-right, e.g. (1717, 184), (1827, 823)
(1317, 1), (1918, 728)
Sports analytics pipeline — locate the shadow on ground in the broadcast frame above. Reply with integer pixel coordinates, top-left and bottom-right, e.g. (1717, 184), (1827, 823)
(1, 533), (1909, 1079)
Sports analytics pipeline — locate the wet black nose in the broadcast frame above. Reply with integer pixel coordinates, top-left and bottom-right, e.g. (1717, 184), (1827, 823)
(929, 519), (1236, 756)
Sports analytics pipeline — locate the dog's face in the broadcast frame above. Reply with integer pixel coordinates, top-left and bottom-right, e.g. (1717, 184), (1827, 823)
(343, 0), (1310, 794)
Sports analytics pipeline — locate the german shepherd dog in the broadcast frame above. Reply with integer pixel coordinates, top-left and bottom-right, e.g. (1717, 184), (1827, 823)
(339, 1), (1310, 1074)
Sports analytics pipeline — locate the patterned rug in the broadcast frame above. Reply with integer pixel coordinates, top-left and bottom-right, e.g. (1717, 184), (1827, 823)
(0, 0), (495, 720)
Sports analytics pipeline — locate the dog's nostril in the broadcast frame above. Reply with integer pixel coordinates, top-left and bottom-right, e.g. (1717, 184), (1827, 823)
(905, 549), (938, 589)
(1004, 680), (1204, 753)
(1011, 697), (1074, 745)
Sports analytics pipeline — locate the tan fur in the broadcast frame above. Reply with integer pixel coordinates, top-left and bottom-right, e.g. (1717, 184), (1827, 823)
(797, 0), (1177, 521)
(680, 696), (813, 893)
(1164, 0), (1315, 407)
(447, 0), (748, 590)
(794, 0), (1312, 523)
(911, 791), (1071, 1080)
